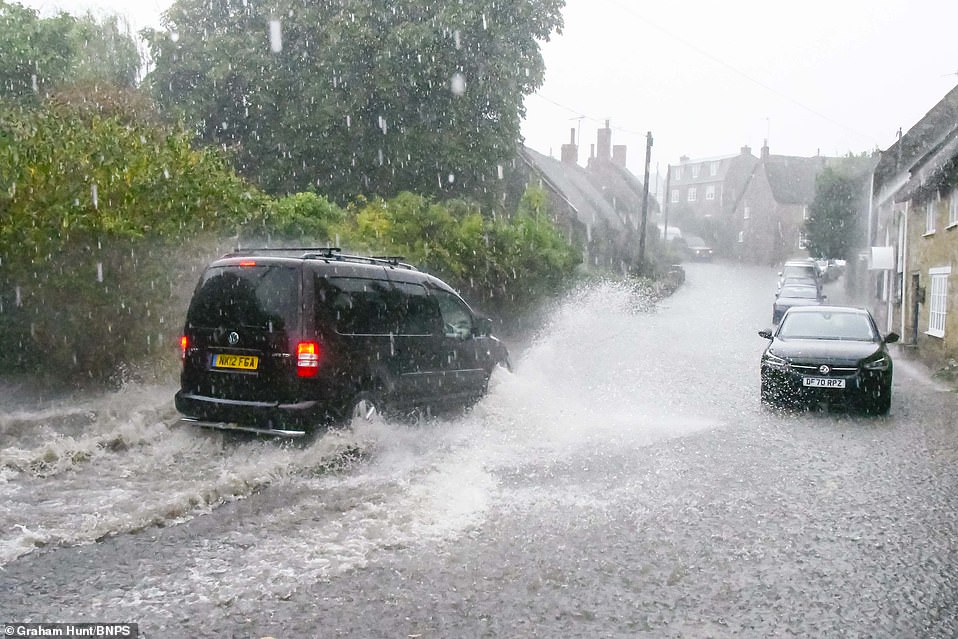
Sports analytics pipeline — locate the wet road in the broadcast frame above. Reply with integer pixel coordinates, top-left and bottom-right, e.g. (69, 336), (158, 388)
(2, 261), (957, 637)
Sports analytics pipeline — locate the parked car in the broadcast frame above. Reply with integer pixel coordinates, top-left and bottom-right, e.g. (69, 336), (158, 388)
(776, 259), (822, 292)
(175, 248), (511, 438)
(772, 284), (827, 323)
(759, 306), (898, 414)
(682, 235), (714, 261)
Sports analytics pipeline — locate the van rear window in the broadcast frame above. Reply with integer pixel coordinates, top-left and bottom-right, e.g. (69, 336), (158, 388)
(188, 265), (299, 330)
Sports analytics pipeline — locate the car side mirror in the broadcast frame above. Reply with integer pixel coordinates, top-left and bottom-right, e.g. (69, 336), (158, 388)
(474, 316), (493, 337)
(884, 332), (900, 344)
(758, 329), (773, 339)
(822, 295), (828, 302)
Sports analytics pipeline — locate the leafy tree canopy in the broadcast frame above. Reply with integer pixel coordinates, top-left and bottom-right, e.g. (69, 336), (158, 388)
(143, 0), (564, 204)
(804, 162), (869, 260)
(0, 2), (140, 101)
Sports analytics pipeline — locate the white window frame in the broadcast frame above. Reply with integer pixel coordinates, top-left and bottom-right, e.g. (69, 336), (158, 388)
(705, 185), (716, 201)
(670, 189), (679, 203)
(949, 191), (958, 228)
(798, 231), (809, 249)
(691, 165), (700, 179)
(927, 266), (950, 338)
(710, 161), (719, 176)
(743, 204), (750, 220)
(687, 187), (697, 202)
(925, 200), (936, 235)
(673, 166), (682, 181)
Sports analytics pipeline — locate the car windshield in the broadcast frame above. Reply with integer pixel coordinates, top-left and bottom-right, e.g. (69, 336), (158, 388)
(777, 311), (877, 341)
(779, 286), (818, 299)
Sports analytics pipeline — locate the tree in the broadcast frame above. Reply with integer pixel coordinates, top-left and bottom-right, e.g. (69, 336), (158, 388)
(804, 161), (870, 260)
(0, 3), (140, 101)
(142, 0), (564, 204)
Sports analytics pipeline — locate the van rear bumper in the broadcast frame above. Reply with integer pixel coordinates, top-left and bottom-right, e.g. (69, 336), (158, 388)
(174, 391), (323, 434)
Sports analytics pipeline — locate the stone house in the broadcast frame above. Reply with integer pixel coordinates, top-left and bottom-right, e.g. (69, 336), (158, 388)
(665, 147), (759, 256)
(508, 123), (659, 272)
(868, 83), (958, 369)
(730, 145), (839, 266)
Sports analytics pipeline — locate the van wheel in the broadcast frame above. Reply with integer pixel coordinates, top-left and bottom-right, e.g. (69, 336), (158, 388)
(347, 392), (384, 424)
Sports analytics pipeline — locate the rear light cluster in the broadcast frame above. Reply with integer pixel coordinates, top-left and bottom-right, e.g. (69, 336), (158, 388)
(296, 341), (321, 377)
(180, 336), (188, 360)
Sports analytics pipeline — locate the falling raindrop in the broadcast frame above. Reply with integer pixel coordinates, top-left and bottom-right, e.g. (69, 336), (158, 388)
(497, 165), (504, 179)
(15, 286), (22, 307)
(269, 19), (283, 52)
(453, 30), (462, 49)
(170, 31), (179, 43)
(451, 73), (466, 96)
(31, 74), (37, 93)
(96, 262), (103, 283)
(378, 115), (387, 134)
(91, 184), (98, 209)
(378, 149), (384, 166)
(163, 168), (170, 179)
(345, 114), (351, 128)
(448, 173), (455, 184)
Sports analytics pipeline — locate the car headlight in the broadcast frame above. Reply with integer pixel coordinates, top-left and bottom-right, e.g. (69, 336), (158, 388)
(862, 355), (891, 371)
(762, 352), (789, 369)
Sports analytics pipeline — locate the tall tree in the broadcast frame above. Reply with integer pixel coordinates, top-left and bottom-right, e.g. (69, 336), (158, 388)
(142, 0), (564, 203)
(0, 1), (74, 99)
(0, 2), (140, 101)
(804, 160), (871, 260)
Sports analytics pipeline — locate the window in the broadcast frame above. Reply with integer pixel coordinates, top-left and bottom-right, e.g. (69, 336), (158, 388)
(705, 185), (715, 200)
(673, 166), (682, 181)
(431, 289), (474, 338)
(798, 231), (808, 249)
(925, 200), (936, 234)
(691, 165), (700, 179)
(710, 161), (719, 176)
(803, 206), (810, 221)
(743, 204), (750, 220)
(737, 231), (744, 243)
(687, 187), (697, 202)
(949, 191), (958, 227)
(670, 189), (679, 203)
(317, 276), (395, 335)
(928, 267), (950, 338)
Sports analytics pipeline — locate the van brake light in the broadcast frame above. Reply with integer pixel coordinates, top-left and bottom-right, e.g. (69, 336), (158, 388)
(296, 341), (320, 377)
(180, 335), (188, 360)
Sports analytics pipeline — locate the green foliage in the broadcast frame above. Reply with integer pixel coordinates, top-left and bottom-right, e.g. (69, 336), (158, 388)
(804, 164), (867, 260)
(333, 186), (580, 316)
(0, 3), (140, 101)
(0, 1), (74, 99)
(143, 0), (564, 203)
(0, 94), (268, 381)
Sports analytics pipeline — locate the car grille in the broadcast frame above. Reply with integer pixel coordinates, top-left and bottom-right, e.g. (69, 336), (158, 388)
(789, 363), (858, 376)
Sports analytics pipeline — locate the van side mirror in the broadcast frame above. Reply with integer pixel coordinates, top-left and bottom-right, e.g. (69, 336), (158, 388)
(884, 332), (900, 344)
(475, 316), (493, 337)
(758, 329), (773, 339)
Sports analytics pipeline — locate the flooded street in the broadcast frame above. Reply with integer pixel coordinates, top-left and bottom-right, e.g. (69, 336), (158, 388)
(2, 262), (957, 638)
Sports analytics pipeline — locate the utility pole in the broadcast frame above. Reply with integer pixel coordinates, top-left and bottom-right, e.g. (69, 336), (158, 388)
(638, 131), (653, 272)
(662, 164), (672, 247)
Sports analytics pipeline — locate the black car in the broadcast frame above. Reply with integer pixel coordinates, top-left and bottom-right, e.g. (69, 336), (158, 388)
(175, 248), (511, 437)
(682, 235), (714, 261)
(759, 306), (899, 414)
(772, 284), (827, 324)
(776, 259), (822, 293)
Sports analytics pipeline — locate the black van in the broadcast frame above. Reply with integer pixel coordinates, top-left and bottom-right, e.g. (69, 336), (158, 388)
(174, 248), (510, 437)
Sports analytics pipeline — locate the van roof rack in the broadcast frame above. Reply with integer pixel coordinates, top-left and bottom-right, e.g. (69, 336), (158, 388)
(225, 247), (417, 270)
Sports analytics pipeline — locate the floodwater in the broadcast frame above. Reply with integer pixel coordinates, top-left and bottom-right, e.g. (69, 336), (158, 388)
(2, 262), (956, 638)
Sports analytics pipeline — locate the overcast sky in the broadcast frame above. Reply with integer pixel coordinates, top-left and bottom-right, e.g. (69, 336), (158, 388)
(18, 0), (958, 179)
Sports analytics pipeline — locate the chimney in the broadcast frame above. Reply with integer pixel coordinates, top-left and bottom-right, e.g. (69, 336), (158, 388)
(560, 127), (578, 164)
(680, 155), (690, 164)
(596, 119), (612, 163)
(761, 140), (770, 160)
(741, 145), (752, 156)
(612, 145), (627, 168)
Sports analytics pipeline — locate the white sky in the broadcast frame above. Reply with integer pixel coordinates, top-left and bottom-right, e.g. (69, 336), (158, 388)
(17, 0), (958, 179)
